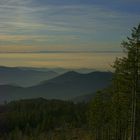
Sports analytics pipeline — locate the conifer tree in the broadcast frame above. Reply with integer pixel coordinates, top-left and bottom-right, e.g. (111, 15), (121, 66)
(112, 24), (140, 140)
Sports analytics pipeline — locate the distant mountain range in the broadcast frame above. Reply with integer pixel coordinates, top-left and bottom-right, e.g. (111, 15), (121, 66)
(0, 66), (58, 87)
(5, 66), (97, 74)
(0, 70), (113, 103)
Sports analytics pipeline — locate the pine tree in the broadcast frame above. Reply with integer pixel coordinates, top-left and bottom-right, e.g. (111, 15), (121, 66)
(112, 24), (140, 140)
(88, 23), (140, 140)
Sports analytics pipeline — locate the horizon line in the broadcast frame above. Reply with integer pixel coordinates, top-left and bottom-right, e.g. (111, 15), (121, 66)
(0, 50), (122, 54)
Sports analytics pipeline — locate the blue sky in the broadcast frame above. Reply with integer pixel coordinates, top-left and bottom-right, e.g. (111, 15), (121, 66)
(0, 0), (139, 53)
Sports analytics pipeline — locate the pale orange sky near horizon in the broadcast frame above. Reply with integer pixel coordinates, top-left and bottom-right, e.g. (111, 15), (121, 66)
(0, 52), (123, 70)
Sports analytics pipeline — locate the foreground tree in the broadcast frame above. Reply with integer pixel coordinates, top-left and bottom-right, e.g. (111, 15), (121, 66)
(113, 24), (140, 140)
(88, 23), (140, 140)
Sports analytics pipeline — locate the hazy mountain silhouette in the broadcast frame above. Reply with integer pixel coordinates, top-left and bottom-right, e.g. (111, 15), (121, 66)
(0, 66), (58, 87)
(0, 71), (113, 103)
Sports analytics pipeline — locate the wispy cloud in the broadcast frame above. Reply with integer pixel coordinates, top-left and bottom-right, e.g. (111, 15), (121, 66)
(0, 0), (140, 52)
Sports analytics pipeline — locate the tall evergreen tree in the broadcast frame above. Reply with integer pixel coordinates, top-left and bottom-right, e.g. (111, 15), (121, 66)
(112, 24), (140, 140)
(88, 23), (140, 140)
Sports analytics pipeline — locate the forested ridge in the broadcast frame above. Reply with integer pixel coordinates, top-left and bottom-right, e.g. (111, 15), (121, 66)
(0, 98), (89, 140)
(0, 24), (140, 140)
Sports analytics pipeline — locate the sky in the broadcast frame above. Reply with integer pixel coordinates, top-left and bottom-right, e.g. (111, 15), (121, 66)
(0, 0), (140, 69)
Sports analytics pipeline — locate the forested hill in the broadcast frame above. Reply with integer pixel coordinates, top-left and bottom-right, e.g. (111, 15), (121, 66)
(0, 98), (89, 140)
